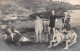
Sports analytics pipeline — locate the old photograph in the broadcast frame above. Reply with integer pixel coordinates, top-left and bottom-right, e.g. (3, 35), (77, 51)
(0, 0), (80, 51)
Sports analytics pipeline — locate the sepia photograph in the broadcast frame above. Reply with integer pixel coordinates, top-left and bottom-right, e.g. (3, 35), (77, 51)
(0, 0), (80, 51)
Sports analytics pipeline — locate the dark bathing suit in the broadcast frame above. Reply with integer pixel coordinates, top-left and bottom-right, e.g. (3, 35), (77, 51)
(65, 18), (72, 31)
(49, 15), (56, 28)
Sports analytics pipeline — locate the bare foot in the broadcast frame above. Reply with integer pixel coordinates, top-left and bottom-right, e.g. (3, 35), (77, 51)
(52, 44), (58, 46)
(64, 47), (68, 49)
(47, 45), (52, 48)
(40, 41), (42, 42)
(36, 41), (39, 43)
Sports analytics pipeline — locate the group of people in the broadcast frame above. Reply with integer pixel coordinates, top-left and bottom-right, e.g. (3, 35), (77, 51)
(2, 10), (77, 49)
(34, 11), (71, 42)
(35, 10), (77, 49)
(3, 27), (31, 45)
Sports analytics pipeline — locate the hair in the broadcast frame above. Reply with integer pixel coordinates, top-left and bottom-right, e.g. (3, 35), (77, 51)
(11, 27), (15, 33)
(51, 10), (55, 15)
(35, 15), (40, 19)
(55, 28), (59, 31)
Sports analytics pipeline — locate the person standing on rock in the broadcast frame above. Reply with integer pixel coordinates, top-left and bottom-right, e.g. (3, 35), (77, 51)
(64, 12), (72, 31)
(35, 16), (43, 42)
(49, 11), (56, 35)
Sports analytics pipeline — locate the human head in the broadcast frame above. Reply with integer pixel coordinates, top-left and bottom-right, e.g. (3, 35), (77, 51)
(55, 28), (59, 31)
(64, 12), (70, 19)
(52, 10), (55, 15)
(64, 12), (68, 16)
(11, 27), (15, 32)
(36, 16), (40, 19)
(55, 28), (59, 33)
(1, 25), (7, 29)
(64, 12), (68, 19)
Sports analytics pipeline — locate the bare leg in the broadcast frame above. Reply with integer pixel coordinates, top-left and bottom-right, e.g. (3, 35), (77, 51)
(47, 40), (53, 48)
(9, 29), (14, 41)
(53, 41), (60, 46)
(68, 37), (77, 47)
(36, 34), (39, 42)
(10, 34), (14, 41)
(73, 37), (77, 43)
(52, 35), (61, 46)
(69, 41), (75, 47)
(48, 27), (50, 41)
(4, 34), (7, 39)
(52, 28), (55, 34)
(40, 33), (42, 42)
(73, 32), (77, 43)
(68, 32), (77, 47)
(48, 39), (57, 48)
(48, 27), (50, 35)
(53, 33), (62, 46)
(64, 40), (69, 49)
(46, 34), (49, 42)
(36, 30), (39, 43)
(52, 34), (56, 41)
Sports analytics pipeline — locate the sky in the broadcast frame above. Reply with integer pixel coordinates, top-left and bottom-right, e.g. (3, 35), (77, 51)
(51, 0), (80, 5)
(0, 0), (80, 5)
(65, 0), (80, 5)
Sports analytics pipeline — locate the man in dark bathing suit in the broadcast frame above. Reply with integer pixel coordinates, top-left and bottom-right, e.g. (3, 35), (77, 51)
(49, 11), (56, 35)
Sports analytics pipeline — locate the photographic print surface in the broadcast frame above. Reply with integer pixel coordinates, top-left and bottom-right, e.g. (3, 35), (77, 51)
(0, 0), (80, 51)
